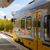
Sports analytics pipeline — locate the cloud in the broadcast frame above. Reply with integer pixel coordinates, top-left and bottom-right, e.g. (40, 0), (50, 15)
(0, 11), (12, 19)
(9, 4), (25, 8)
(5, 13), (12, 19)
(0, 11), (5, 17)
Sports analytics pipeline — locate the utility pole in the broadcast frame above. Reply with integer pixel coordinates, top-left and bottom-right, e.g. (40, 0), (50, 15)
(4, 16), (6, 34)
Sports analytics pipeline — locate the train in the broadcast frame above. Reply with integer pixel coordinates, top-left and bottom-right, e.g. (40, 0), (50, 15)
(12, 0), (50, 50)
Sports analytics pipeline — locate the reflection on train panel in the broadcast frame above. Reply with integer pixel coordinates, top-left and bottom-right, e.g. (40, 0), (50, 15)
(12, 0), (50, 50)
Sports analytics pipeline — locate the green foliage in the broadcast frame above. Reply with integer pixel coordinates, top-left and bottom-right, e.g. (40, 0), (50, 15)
(5, 19), (13, 31)
(0, 19), (4, 31)
(0, 19), (13, 31)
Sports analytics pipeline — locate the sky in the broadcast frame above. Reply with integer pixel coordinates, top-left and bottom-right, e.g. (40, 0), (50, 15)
(0, 0), (33, 19)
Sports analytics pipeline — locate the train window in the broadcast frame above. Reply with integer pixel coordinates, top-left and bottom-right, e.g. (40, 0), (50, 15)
(34, 19), (36, 38)
(42, 15), (50, 46)
(49, 19), (50, 38)
(21, 18), (25, 29)
(26, 16), (31, 30)
(44, 16), (50, 41)
(38, 18), (41, 39)
(34, 19), (36, 27)
(44, 17), (47, 28)
(38, 18), (41, 27)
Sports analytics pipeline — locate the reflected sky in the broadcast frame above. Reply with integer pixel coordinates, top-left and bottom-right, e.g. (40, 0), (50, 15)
(14, 0), (50, 17)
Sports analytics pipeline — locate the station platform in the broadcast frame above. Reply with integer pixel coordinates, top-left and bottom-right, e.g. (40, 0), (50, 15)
(0, 33), (29, 50)
(1, 31), (33, 41)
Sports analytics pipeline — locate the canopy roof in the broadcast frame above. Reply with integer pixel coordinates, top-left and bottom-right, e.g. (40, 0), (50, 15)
(0, 0), (14, 8)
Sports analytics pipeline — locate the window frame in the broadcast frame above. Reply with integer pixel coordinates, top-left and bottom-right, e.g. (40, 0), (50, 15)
(26, 16), (32, 30)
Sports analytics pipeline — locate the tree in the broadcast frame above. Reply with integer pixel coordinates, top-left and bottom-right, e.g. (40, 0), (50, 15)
(0, 19), (13, 31)
(0, 19), (4, 31)
(5, 19), (13, 31)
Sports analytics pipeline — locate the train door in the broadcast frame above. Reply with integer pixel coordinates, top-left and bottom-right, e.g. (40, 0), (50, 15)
(37, 14), (50, 50)
(33, 12), (50, 50)
(33, 11), (42, 50)
(37, 11), (42, 50)
(33, 13), (37, 50)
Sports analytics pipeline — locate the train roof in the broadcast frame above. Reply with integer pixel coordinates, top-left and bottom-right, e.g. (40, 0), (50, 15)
(14, 0), (50, 16)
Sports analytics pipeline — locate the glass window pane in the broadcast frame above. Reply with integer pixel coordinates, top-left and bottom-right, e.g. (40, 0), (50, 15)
(38, 18), (41, 27)
(38, 18), (41, 39)
(34, 19), (36, 27)
(44, 17), (47, 28)
(49, 19), (50, 38)
(26, 17), (31, 30)
(15, 20), (21, 28)
(44, 16), (50, 41)
(21, 18), (25, 29)
(34, 19), (36, 38)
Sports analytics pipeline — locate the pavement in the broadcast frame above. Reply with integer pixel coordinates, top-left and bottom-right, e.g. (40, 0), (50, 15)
(0, 31), (13, 38)
(0, 33), (29, 50)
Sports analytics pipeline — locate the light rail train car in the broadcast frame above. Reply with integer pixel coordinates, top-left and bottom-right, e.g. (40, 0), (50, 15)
(12, 0), (50, 50)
